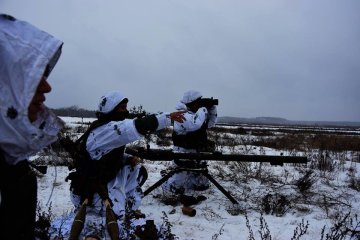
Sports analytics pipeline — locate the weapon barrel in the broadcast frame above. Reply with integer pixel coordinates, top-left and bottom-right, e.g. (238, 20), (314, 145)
(125, 148), (307, 165)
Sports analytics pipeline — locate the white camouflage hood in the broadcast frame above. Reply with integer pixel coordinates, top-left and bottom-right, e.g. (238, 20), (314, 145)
(176, 90), (203, 111)
(0, 14), (64, 164)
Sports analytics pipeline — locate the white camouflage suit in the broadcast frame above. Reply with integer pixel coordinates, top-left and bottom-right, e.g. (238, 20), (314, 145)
(163, 90), (217, 195)
(0, 13), (63, 240)
(54, 91), (175, 239)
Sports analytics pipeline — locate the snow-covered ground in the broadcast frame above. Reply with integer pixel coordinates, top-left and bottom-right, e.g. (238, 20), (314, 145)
(35, 117), (360, 239)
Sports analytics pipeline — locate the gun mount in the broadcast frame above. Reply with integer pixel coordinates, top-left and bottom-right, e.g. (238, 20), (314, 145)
(126, 147), (307, 205)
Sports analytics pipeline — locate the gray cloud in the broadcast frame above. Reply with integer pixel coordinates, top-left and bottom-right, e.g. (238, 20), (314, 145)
(2, 0), (360, 121)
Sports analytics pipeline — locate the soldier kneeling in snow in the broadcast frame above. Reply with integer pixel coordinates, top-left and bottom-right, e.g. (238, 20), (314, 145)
(51, 91), (185, 239)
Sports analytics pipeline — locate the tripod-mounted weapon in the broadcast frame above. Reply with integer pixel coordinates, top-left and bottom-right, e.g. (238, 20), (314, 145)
(125, 146), (308, 205)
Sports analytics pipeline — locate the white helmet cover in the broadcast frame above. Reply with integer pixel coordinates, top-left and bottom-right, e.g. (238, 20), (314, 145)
(98, 91), (128, 114)
(181, 90), (202, 104)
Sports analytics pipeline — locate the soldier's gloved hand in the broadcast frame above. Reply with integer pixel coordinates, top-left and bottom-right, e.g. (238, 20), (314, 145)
(128, 156), (141, 167)
(170, 111), (186, 123)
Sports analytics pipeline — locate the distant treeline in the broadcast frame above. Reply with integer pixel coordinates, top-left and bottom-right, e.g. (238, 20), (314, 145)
(51, 106), (96, 118)
(51, 105), (147, 118)
(218, 116), (360, 128)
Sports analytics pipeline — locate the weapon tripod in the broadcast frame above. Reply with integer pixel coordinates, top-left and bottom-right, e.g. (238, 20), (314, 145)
(143, 161), (239, 205)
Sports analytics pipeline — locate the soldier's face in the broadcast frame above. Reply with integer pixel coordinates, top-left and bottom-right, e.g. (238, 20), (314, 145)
(115, 103), (127, 112)
(28, 76), (52, 122)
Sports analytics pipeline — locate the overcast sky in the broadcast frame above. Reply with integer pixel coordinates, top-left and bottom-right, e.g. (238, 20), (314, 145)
(2, 0), (360, 121)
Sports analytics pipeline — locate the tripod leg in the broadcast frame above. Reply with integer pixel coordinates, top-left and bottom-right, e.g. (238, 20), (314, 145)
(144, 170), (178, 196)
(202, 172), (239, 204)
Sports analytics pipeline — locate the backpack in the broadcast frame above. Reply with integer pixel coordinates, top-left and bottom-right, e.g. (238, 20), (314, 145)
(60, 119), (114, 203)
